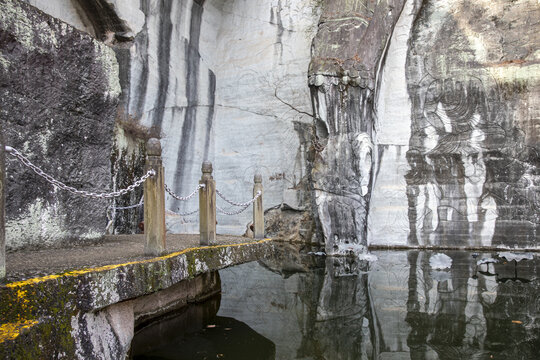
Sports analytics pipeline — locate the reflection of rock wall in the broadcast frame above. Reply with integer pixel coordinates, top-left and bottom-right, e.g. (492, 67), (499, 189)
(219, 250), (376, 360)
(220, 248), (539, 359)
(404, 0), (540, 248)
(0, 0), (120, 249)
(305, 257), (373, 360)
(405, 251), (540, 359)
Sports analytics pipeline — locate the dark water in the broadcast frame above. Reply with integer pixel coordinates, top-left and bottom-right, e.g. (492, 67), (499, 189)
(131, 245), (539, 359)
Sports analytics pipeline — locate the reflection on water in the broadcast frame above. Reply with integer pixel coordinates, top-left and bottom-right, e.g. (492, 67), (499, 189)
(131, 296), (275, 359)
(132, 245), (539, 360)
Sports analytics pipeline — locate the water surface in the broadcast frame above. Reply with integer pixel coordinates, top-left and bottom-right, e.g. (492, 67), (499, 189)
(132, 245), (539, 359)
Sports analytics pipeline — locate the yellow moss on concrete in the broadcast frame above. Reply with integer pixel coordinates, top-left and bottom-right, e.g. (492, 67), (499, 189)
(0, 320), (38, 343)
(5, 239), (272, 289)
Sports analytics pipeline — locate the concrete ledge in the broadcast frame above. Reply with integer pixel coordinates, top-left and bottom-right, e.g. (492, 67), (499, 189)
(0, 238), (275, 359)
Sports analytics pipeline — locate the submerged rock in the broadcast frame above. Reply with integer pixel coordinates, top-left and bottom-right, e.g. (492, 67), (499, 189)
(429, 253), (453, 269)
(497, 252), (534, 262)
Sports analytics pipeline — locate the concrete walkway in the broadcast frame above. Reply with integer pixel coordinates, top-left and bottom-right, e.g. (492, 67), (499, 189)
(5, 234), (255, 282)
(0, 235), (276, 359)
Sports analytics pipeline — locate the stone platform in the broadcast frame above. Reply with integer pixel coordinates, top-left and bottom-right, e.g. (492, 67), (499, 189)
(0, 235), (275, 359)
(4, 234), (261, 282)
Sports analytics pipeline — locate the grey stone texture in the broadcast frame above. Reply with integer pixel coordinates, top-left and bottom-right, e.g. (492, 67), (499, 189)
(309, 0), (407, 252)
(309, 0), (539, 250)
(403, 0), (540, 249)
(0, 0), (120, 249)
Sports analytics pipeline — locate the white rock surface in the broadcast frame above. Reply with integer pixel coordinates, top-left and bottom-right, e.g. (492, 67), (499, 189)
(368, 0), (417, 246)
(198, 0), (320, 234)
(106, 0), (145, 35)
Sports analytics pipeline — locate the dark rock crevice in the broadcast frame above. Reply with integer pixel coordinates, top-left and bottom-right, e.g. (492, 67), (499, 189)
(73, 0), (130, 42)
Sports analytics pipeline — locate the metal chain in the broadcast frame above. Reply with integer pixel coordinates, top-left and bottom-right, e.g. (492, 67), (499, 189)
(217, 204), (250, 215)
(216, 191), (262, 216)
(114, 202), (143, 210)
(216, 189), (262, 207)
(5, 146), (155, 198)
(113, 196), (144, 210)
(165, 183), (205, 201)
(166, 208), (199, 217)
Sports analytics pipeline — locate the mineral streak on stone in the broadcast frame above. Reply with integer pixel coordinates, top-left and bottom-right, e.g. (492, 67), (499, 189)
(0, 0), (121, 249)
(309, 0), (406, 253)
(110, 0), (322, 236)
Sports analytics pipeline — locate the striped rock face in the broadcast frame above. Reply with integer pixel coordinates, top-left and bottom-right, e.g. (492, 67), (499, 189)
(1, 0), (538, 250)
(310, 0), (539, 251)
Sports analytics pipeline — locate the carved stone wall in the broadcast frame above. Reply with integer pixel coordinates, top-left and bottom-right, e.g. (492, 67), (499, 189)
(403, 0), (540, 248)
(309, 0), (406, 253)
(312, 0), (539, 250)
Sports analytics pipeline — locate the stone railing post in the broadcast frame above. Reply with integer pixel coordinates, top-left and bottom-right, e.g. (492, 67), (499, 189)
(144, 138), (166, 256)
(0, 127), (5, 281)
(253, 174), (264, 239)
(199, 161), (216, 245)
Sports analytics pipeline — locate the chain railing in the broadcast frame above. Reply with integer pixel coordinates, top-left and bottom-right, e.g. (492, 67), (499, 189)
(112, 196), (144, 211)
(216, 190), (261, 215)
(165, 183), (204, 201)
(216, 189), (260, 208)
(5, 146), (155, 199)
(3, 139), (265, 253)
(164, 183), (205, 216)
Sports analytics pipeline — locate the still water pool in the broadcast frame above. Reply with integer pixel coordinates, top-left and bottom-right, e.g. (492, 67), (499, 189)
(131, 245), (539, 359)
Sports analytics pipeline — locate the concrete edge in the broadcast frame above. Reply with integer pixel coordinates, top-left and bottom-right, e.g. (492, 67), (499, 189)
(0, 238), (274, 347)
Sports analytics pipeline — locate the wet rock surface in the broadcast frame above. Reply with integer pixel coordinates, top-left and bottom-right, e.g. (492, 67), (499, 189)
(4, 234), (254, 282)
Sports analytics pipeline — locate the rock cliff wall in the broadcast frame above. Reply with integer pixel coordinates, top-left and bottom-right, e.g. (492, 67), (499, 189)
(308, 0), (407, 253)
(1, 0), (538, 249)
(311, 0), (539, 250)
(2, 0), (321, 247)
(402, 0), (540, 249)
